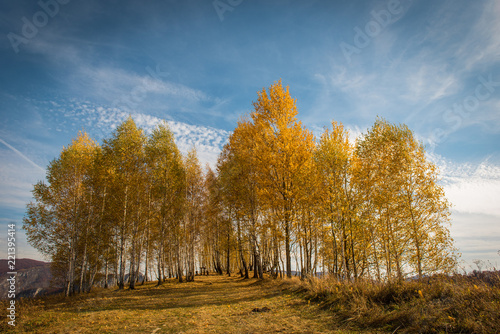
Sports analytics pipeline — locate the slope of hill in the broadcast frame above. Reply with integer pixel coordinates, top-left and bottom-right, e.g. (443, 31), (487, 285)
(0, 258), (49, 275)
(0, 258), (55, 299)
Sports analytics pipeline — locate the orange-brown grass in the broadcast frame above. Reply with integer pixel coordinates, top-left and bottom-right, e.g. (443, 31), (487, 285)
(0, 274), (355, 333)
(293, 271), (500, 333)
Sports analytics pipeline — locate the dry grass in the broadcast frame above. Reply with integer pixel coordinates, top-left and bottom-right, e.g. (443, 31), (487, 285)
(293, 271), (500, 333)
(6, 272), (496, 333)
(0, 274), (355, 333)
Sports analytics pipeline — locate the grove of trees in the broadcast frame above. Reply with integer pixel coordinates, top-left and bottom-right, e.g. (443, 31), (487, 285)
(23, 81), (458, 296)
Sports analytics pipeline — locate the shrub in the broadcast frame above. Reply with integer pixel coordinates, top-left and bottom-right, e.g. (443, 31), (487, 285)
(294, 271), (500, 333)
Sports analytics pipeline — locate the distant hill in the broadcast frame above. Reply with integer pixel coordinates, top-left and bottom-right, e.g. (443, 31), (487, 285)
(0, 259), (146, 299)
(0, 258), (49, 275)
(0, 258), (58, 299)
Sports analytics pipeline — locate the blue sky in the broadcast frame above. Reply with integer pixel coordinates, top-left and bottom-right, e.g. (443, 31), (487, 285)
(0, 0), (499, 270)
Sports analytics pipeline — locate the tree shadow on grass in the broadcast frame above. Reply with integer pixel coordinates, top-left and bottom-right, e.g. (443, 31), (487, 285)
(61, 275), (285, 313)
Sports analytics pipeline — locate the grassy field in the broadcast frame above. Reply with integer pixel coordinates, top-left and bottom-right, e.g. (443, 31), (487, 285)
(0, 274), (349, 334)
(2, 272), (499, 333)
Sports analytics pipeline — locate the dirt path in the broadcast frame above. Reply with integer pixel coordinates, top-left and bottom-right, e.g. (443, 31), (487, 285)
(8, 274), (347, 333)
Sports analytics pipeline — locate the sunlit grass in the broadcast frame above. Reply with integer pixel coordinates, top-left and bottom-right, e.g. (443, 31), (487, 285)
(0, 274), (350, 333)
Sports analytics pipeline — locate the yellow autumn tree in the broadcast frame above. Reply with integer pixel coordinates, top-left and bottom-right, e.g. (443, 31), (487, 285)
(396, 125), (458, 278)
(145, 121), (185, 285)
(24, 85), (460, 291)
(102, 117), (147, 289)
(24, 131), (100, 296)
(314, 121), (365, 280)
(355, 119), (458, 280)
(251, 80), (315, 278)
(183, 148), (205, 282)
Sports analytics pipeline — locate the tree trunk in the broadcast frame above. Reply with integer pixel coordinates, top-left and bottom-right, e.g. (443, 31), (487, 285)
(157, 249), (163, 286)
(253, 247), (259, 278)
(285, 219), (292, 278)
(226, 227), (231, 276)
(66, 241), (76, 296)
(87, 265), (98, 293)
(177, 237), (183, 283)
(237, 219), (248, 279)
(118, 235), (126, 289)
(79, 246), (87, 293)
(104, 258), (109, 289)
(349, 217), (358, 280)
(118, 185), (128, 290)
(129, 248), (136, 290)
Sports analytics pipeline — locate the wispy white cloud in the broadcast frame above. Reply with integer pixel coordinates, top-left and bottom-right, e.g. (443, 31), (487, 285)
(399, 0), (499, 102)
(72, 66), (215, 106)
(454, 0), (500, 72)
(313, 0), (499, 130)
(0, 138), (45, 173)
(451, 212), (500, 270)
(34, 98), (230, 168)
(427, 153), (500, 267)
(311, 66), (387, 123)
(18, 33), (231, 123)
(403, 66), (460, 103)
(435, 156), (500, 217)
(0, 146), (45, 210)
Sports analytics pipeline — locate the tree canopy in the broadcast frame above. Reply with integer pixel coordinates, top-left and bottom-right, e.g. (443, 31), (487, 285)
(24, 82), (458, 295)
